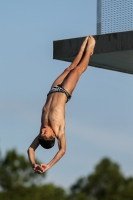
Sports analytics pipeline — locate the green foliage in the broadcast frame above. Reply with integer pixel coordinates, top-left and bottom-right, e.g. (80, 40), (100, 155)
(0, 149), (45, 191)
(0, 149), (67, 200)
(69, 158), (133, 200)
(1, 149), (133, 200)
(0, 184), (67, 200)
(83, 158), (125, 198)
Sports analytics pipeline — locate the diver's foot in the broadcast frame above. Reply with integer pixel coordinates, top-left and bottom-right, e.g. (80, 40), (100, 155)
(80, 36), (89, 52)
(86, 36), (96, 55)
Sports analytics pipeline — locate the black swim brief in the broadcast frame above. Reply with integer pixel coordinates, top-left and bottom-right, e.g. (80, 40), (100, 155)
(47, 84), (71, 102)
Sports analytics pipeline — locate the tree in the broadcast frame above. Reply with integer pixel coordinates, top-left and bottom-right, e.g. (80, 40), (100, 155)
(0, 149), (67, 200)
(0, 184), (67, 200)
(69, 158), (133, 200)
(0, 149), (45, 191)
(1, 150), (133, 200)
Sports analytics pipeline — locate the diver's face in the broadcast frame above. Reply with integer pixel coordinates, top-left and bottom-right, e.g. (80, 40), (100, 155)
(39, 127), (55, 139)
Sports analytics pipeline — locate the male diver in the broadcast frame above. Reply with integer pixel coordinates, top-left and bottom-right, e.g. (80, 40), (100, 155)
(27, 36), (96, 173)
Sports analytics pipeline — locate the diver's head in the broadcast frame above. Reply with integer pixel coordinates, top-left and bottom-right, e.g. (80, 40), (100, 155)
(38, 126), (55, 149)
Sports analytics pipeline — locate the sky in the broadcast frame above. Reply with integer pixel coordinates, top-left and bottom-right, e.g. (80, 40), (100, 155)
(1, 0), (133, 190)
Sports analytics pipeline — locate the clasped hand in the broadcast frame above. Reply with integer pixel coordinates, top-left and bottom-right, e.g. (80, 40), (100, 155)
(32, 163), (50, 174)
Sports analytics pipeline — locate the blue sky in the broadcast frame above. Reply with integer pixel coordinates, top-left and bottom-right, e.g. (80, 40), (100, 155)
(1, 0), (133, 189)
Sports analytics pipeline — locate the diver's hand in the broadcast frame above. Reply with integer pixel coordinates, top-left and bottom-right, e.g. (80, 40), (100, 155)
(40, 163), (50, 173)
(32, 163), (43, 174)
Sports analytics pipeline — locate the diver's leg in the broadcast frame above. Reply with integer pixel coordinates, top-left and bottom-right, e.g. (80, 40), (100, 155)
(61, 36), (95, 95)
(51, 37), (88, 88)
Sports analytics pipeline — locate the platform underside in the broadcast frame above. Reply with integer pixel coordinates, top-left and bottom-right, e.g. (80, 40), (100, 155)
(53, 31), (133, 75)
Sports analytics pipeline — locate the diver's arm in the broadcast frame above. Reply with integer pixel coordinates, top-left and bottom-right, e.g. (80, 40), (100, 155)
(27, 136), (43, 172)
(48, 133), (66, 168)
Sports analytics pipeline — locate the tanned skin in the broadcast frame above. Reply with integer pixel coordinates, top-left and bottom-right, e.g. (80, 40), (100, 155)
(27, 36), (96, 174)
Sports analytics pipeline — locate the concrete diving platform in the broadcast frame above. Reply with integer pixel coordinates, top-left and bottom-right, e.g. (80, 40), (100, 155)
(53, 30), (133, 75)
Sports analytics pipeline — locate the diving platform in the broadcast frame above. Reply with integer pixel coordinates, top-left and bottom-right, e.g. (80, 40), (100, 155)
(53, 30), (133, 75)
